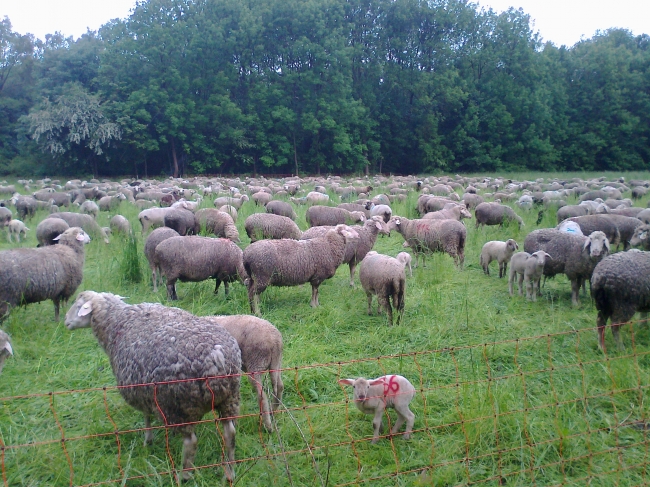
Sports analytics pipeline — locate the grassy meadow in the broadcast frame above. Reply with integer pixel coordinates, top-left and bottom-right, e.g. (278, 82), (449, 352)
(1, 172), (650, 486)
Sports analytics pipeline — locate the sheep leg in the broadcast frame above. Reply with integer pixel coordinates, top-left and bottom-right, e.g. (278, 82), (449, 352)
(143, 414), (154, 445)
(392, 403), (415, 439)
(53, 298), (61, 321)
(378, 294), (392, 325)
(152, 269), (158, 292)
(500, 262), (507, 279)
(348, 262), (357, 287)
(181, 430), (198, 481)
(214, 279), (221, 295)
(597, 312), (609, 352)
(247, 283), (262, 316)
(611, 324), (624, 351)
(371, 406), (386, 444)
(517, 274), (524, 296)
(222, 419), (236, 481)
(224, 281), (229, 296)
(248, 372), (273, 431)
(525, 277), (533, 301)
(366, 293), (374, 315)
(166, 281), (178, 301)
(310, 283), (320, 307)
(270, 369), (284, 411)
(508, 273), (514, 296)
(571, 279), (581, 306)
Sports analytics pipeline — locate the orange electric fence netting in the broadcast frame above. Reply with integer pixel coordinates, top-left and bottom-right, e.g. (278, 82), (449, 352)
(1, 319), (650, 486)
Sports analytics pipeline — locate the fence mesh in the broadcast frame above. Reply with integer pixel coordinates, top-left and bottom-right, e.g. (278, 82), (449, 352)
(2, 319), (650, 486)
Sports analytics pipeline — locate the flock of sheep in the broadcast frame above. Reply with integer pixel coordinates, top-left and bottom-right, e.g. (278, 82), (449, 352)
(1, 172), (650, 481)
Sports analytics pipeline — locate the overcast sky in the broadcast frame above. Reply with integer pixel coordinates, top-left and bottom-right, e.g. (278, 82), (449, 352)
(1, 0), (648, 47)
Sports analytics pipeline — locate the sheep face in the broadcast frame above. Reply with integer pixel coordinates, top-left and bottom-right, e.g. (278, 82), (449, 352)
(584, 231), (610, 258)
(338, 377), (380, 402)
(506, 239), (519, 252)
(65, 293), (95, 329)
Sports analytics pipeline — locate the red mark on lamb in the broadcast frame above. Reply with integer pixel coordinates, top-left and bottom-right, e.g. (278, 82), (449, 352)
(383, 375), (399, 396)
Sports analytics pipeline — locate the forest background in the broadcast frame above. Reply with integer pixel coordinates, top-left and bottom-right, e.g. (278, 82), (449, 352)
(0, 0), (649, 178)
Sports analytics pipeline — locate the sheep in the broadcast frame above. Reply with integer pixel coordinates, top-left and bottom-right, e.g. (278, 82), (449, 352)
(109, 215), (131, 235)
(163, 207), (199, 236)
(64, 291), (241, 481)
(524, 229), (610, 306)
(557, 220), (584, 236)
(0, 206), (12, 226)
(245, 213), (302, 242)
(305, 205), (366, 227)
(337, 202), (371, 219)
(214, 194), (249, 209)
(523, 251), (552, 301)
(79, 200), (99, 219)
(369, 204), (392, 223)
(7, 219), (29, 243)
(338, 375), (416, 443)
(252, 191), (273, 206)
(508, 252), (530, 297)
(243, 225), (359, 315)
(36, 217), (70, 246)
(591, 251), (650, 351)
(630, 224), (650, 250)
(556, 205), (589, 223)
(300, 216), (390, 286)
(359, 252), (406, 325)
(143, 227), (180, 291)
(138, 207), (176, 234)
(204, 315), (283, 431)
(155, 236), (247, 300)
(388, 216), (466, 267)
(0, 227), (90, 321)
(33, 190), (70, 207)
(564, 215), (621, 249)
(266, 200), (297, 220)
(98, 193), (126, 211)
(475, 202), (524, 228)
(46, 212), (110, 243)
(462, 193), (484, 209)
(516, 194), (533, 210)
(602, 214), (644, 250)
(422, 204), (472, 221)
(195, 208), (240, 242)
(219, 204), (238, 222)
(0, 330), (12, 374)
(396, 251), (412, 277)
(480, 239), (519, 277)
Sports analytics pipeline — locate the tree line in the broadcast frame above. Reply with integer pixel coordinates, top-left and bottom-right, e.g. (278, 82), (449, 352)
(0, 0), (649, 178)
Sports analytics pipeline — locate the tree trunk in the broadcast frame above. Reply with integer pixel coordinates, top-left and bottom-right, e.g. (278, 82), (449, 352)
(171, 138), (179, 178)
(144, 155), (148, 179)
(293, 133), (298, 177)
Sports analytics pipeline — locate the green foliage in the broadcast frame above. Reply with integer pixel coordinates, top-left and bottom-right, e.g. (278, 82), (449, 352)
(119, 230), (143, 284)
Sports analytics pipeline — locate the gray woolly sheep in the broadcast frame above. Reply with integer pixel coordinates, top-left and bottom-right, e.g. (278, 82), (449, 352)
(155, 236), (247, 300)
(214, 194), (249, 209)
(480, 239), (519, 277)
(7, 219), (29, 243)
(243, 225), (359, 314)
(369, 204), (392, 223)
(64, 291), (241, 481)
(359, 252), (406, 325)
(219, 204), (238, 222)
(195, 208), (240, 242)
(461, 193), (484, 209)
(305, 205), (365, 227)
(266, 200), (297, 220)
(47, 212), (110, 243)
(388, 216), (466, 267)
(422, 204), (472, 221)
(163, 207), (199, 236)
(591, 251), (650, 351)
(33, 190), (70, 207)
(98, 194), (126, 211)
(396, 251), (412, 277)
(475, 202), (524, 228)
(300, 216), (389, 286)
(0, 207), (12, 226)
(564, 215), (621, 249)
(338, 202), (371, 219)
(144, 227), (180, 291)
(252, 191), (273, 206)
(557, 220), (584, 236)
(630, 224), (650, 250)
(524, 229), (610, 306)
(602, 214), (644, 250)
(204, 315), (283, 432)
(0, 227), (90, 321)
(109, 215), (131, 235)
(245, 213), (302, 242)
(338, 375), (416, 443)
(556, 205), (589, 223)
(79, 200), (99, 219)
(0, 330), (12, 374)
(36, 217), (70, 246)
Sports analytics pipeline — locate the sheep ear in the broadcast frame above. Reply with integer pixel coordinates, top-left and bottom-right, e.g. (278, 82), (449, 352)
(76, 232), (86, 241)
(604, 238), (611, 251)
(545, 252), (552, 259)
(338, 379), (355, 386)
(53, 234), (63, 241)
(369, 378), (384, 386)
(77, 302), (93, 317)
(375, 221), (382, 230)
(582, 239), (591, 251)
(3, 342), (12, 355)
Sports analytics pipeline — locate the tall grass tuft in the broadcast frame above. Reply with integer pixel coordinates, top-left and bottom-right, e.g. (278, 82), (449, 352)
(119, 231), (143, 284)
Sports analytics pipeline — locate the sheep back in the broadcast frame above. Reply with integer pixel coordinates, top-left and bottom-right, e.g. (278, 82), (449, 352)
(245, 213), (301, 242)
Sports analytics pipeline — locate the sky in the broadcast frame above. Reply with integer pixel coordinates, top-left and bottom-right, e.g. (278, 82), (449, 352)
(0, 0), (648, 47)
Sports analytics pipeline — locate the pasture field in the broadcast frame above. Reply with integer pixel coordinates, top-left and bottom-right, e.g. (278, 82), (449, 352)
(1, 171), (650, 486)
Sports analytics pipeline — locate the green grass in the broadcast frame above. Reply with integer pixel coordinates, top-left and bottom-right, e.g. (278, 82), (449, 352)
(1, 172), (650, 486)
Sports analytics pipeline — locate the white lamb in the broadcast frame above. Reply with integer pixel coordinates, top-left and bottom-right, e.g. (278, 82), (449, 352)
(338, 375), (416, 444)
(480, 239), (518, 278)
(7, 219), (29, 243)
(523, 251), (552, 301)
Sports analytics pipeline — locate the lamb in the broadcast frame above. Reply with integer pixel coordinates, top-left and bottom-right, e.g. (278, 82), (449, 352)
(480, 239), (519, 277)
(219, 204), (238, 222)
(422, 204), (472, 221)
(46, 212), (110, 243)
(266, 200), (297, 220)
(300, 216), (390, 286)
(359, 252), (406, 325)
(396, 251), (412, 277)
(388, 216), (466, 267)
(138, 207), (176, 234)
(524, 229), (610, 306)
(523, 251), (552, 301)
(143, 227), (180, 291)
(591, 251), (650, 351)
(305, 205), (365, 227)
(338, 375), (416, 443)
(109, 215), (131, 235)
(474, 202), (524, 228)
(243, 225), (359, 315)
(245, 213), (302, 242)
(163, 207), (199, 236)
(0, 330), (12, 374)
(204, 315), (283, 431)
(79, 200), (100, 219)
(195, 208), (240, 242)
(0, 227), (90, 321)
(36, 217), (70, 246)
(7, 219), (29, 243)
(64, 291), (241, 481)
(155, 236), (247, 300)
(508, 252), (530, 297)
